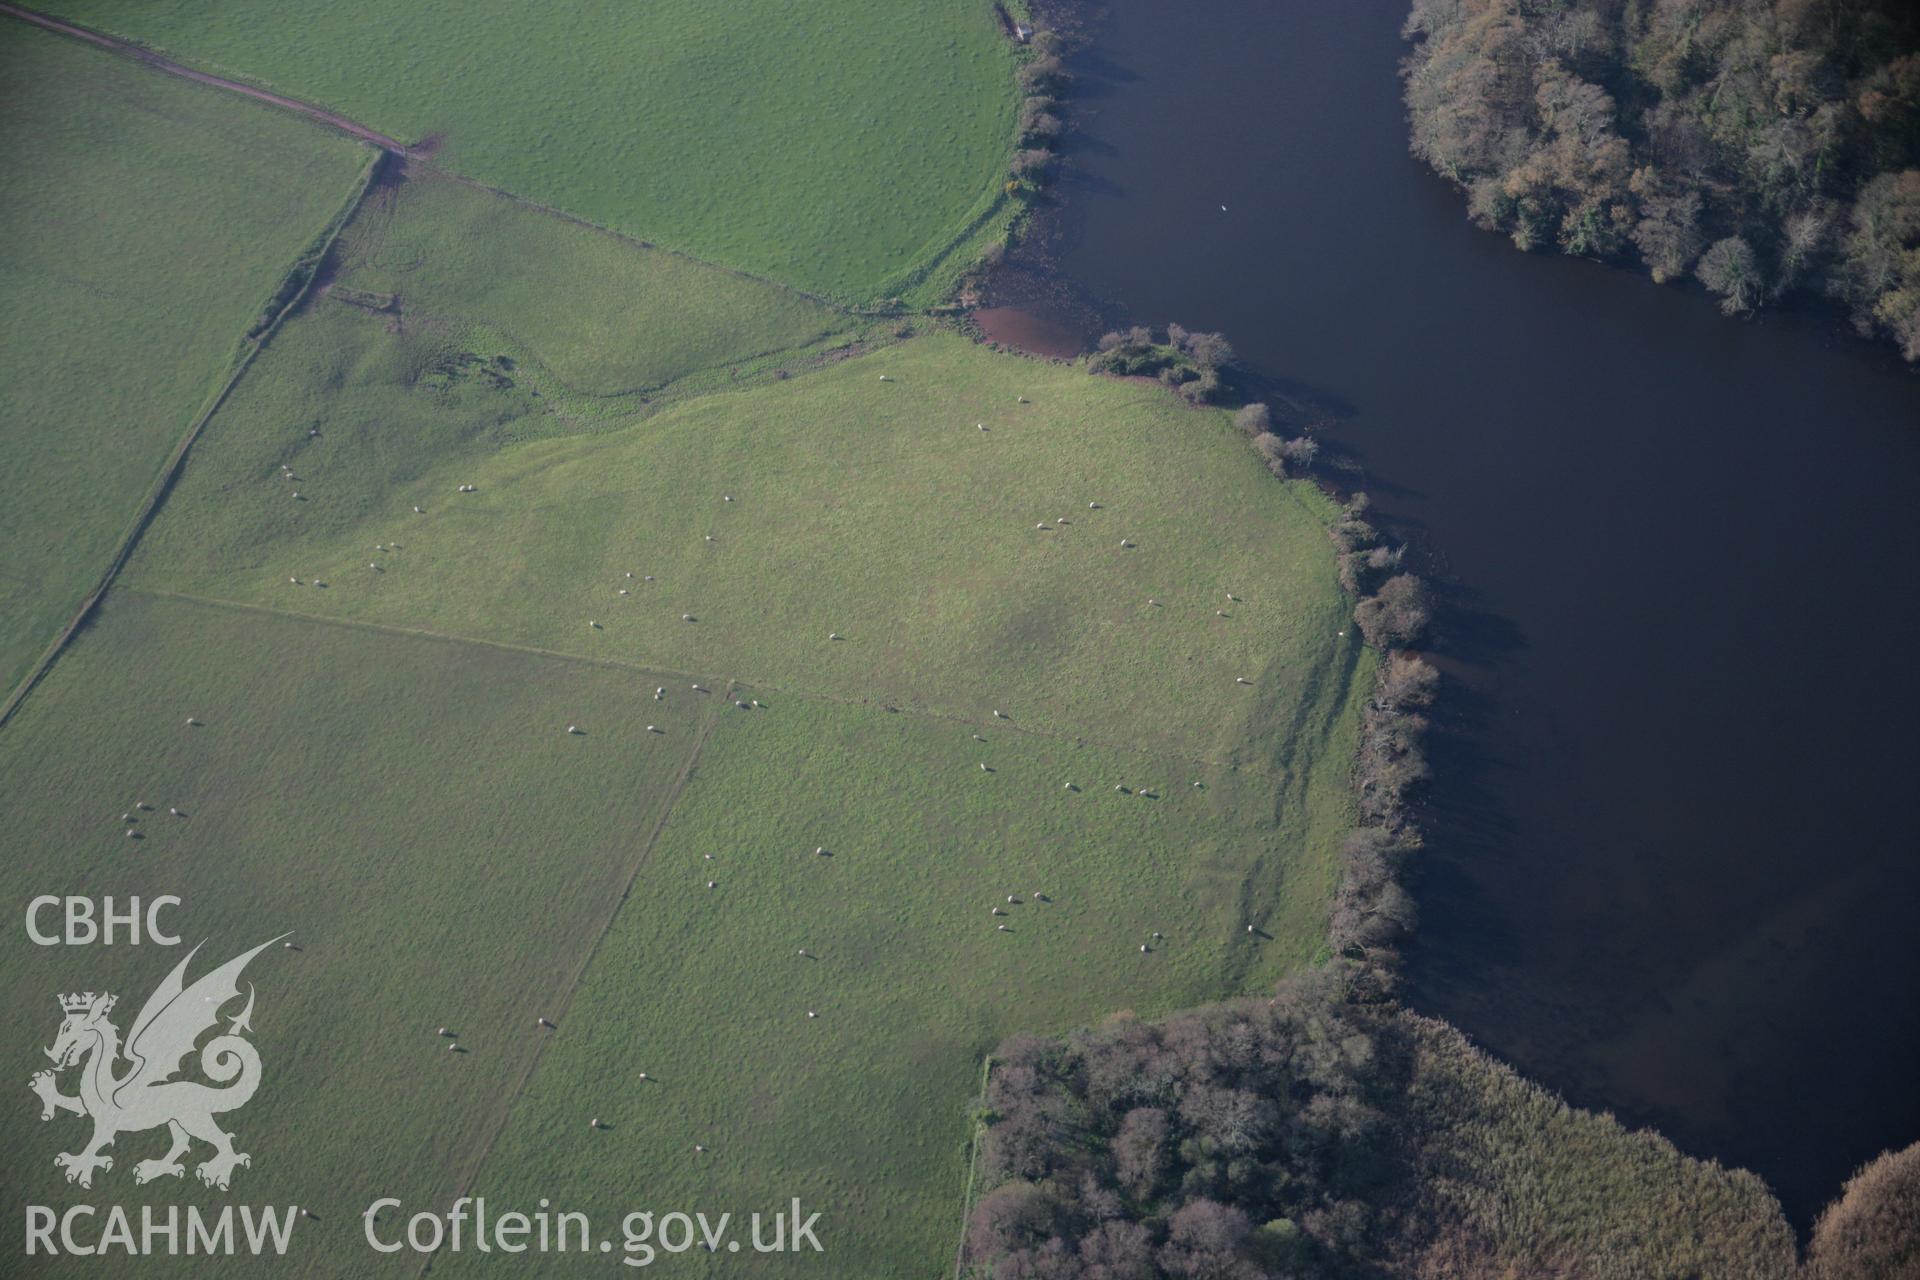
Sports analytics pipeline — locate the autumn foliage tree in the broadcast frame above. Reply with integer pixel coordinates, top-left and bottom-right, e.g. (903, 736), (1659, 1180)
(963, 968), (1401, 1279)
(1087, 324), (1236, 403)
(1403, 0), (1920, 357)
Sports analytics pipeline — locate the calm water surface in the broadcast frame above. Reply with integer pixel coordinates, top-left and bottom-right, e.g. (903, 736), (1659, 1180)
(1005, 0), (1920, 1225)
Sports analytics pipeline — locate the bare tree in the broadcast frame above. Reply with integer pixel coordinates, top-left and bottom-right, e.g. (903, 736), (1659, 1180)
(1353, 574), (1431, 649)
(1233, 403), (1273, 437)
(1697, 236), (1762, 315)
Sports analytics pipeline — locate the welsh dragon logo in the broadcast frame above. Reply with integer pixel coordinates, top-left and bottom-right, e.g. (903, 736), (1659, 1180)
(29, 936), (284, 1190)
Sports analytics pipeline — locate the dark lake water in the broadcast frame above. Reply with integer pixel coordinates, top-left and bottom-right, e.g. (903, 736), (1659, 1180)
(996, 0), (1920, 1227)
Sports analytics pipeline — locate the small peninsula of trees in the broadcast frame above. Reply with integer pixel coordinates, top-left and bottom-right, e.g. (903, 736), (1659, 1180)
(1089, 324), (1236, 402)
(961, 967), (1809, 1279)
(1402, 0), (1920, 358)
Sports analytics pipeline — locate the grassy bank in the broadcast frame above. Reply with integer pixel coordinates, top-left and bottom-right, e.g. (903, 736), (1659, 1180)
(125, 317), (1363, 763)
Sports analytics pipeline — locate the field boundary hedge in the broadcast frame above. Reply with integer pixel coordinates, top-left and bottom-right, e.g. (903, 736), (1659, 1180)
(430, 680), (735, 1251)
(0, 2), (410, 153)
(952, 1054), (998, 1280)
(0, 146), (383, 729)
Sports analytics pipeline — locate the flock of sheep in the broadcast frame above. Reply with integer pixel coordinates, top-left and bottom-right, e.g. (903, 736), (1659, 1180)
(244, 382), (1281, 1147)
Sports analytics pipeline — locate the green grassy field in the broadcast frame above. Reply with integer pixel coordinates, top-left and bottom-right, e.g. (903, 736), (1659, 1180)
(328, 171), (858, 400)
(5, 282), (1368, 1275)
(126, 326), (1361, 763)
(0, 23), (371, 700)
(2, 19), (1373, 1273)
(74, 306), (1369, 1272)
(449, 681), (1360, 1276)
(39, 0), (1021, 302)
(0, 592), (704, 1275)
